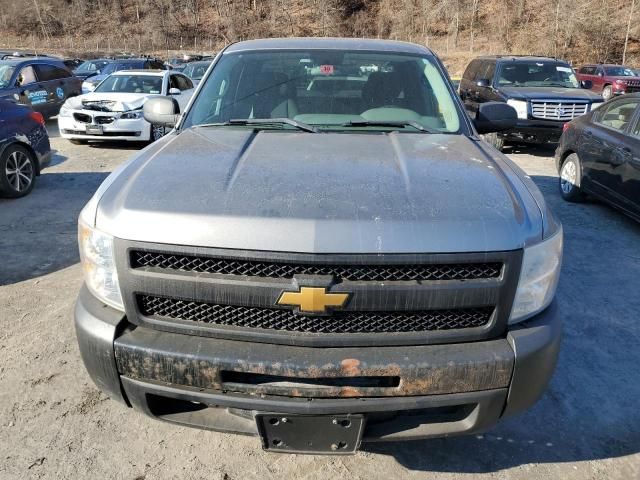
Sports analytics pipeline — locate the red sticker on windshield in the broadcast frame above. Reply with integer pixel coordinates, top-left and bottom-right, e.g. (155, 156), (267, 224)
(319, 65), (334, 75)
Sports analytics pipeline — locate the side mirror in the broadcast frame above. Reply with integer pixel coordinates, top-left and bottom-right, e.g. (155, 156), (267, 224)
(168, 87), (181, 96)
(476, 78), (490, 88)
(143, 97), (180, 128)
(474, 101), (517, 134)
(581, 80), (593, 89)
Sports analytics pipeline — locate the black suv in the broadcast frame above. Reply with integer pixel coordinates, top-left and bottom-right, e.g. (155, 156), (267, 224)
(0, 57), (82, 118)
(460, 56), (603, 150)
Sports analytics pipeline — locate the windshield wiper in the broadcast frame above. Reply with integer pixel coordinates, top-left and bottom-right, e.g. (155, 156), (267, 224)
(342, 120), (436, 133)
(206, 118), (318, 133)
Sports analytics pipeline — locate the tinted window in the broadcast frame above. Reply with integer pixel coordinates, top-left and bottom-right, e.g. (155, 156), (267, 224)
(476, 61), (495, 82)
(580, 66), (595, 74)
(596, 99), (639, 132)
(35, 64), (70, 81)
(0, 64), (16, 88)
(174, 74), (193, 90)
(604, 66), (635, 77)
(462, 60), (481, 81)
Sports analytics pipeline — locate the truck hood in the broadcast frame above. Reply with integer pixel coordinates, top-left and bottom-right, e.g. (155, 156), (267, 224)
(65, 92), (153, 112)
(499, 86), (602, 101)
(95, 128), (542, 253)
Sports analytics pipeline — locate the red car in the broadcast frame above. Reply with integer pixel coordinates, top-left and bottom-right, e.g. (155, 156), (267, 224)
(576, 64), (640, 100)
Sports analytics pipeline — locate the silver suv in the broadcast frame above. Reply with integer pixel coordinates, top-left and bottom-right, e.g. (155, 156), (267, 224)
(75, 38), (562, 454)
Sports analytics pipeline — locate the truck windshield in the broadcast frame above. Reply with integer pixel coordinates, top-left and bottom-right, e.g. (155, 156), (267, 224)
(497, 62), (580, 88)
(0, 64), (15, 89)
(184, 50), (461, 133)
(94, 75), (163, 94)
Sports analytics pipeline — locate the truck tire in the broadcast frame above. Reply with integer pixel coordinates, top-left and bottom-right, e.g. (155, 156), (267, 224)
(481, 132), (505, 151)
(602, 85), (613, 101)
(0, 144), (36, 198)
(559, 153), (585, 202)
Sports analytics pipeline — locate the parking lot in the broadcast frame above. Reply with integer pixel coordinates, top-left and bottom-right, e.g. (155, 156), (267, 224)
(1, 122), (639, 479)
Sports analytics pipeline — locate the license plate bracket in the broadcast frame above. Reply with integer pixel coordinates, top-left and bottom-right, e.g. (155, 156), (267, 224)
(256, 413), (364, 454)
(85, 124), (103, 135)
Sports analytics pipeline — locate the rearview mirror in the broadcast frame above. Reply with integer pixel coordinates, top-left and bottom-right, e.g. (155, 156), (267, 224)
(143, 97), (180, 128)
(476, 78), (490, 88)
(474, 102), (517, 134)
(581, 80), (593, 89)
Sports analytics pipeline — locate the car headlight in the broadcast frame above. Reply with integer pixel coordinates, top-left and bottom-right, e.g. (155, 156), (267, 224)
(120, 110), (143, 120)
(615, 79), (626, 85)
(509, 227), (563, 324)
(78, 219), (123, 311)
(59, 105), (73, 117)
(506, 99), (528, 120)
(591, 101), (604, 110)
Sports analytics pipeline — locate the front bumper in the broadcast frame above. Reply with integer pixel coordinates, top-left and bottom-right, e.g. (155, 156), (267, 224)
(58, 111), (150, 141)
(502, 118), (565, 143)
(75, 285), (561, 444)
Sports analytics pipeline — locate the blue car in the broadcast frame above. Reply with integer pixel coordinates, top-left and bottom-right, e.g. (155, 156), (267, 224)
(0, 99), (51, 198)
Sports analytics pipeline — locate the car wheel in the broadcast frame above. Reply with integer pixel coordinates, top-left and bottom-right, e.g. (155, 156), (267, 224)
(559, 153), (585, 202)
(150, 124), (166, 142)
(602, 85), (613, 101)
(481, 132), (505, 151)
(0, 144), (36, 198)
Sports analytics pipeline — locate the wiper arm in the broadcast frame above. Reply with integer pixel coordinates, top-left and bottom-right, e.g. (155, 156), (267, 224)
(227, 117), (318, 133)
(342, 120), (436, 133)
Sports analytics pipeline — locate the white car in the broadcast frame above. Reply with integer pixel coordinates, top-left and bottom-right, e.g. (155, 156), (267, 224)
(58, 70), (194, 143)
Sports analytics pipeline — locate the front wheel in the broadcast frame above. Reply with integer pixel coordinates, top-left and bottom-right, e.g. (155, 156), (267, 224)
(602, 85), (613, 101)
(150, 124), (167, 143)
(559, 153), (585, 202)
(481, 132), (505, 151)
(0, 144), (36, 198)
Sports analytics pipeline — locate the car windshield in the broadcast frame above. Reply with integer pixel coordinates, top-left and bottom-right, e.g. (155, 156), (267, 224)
(183, 62), (211, 80)
(75, 60), (108, 73)
(0, 64), (15, 89)
(184, 49), (461, 133)
(604, 66), (635, 76)
(497, 62), (580, 88)
(94, 74), (163, 94)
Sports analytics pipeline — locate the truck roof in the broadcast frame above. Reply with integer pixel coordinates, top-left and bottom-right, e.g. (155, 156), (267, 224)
(224, 37), (434, 56)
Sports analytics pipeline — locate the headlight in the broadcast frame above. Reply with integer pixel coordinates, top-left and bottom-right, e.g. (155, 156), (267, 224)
(509, 228), (563, 324)
(58, 105), (72, 117)
(120, 110), (143, 120)
(591, 102), (604, 110)
(615, 79), (626, 85)
(506, 99), (528, 119)
(78, 219), (123, 311)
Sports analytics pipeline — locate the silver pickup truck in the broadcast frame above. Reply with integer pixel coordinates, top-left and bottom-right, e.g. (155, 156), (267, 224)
(75, 38), (562, 454)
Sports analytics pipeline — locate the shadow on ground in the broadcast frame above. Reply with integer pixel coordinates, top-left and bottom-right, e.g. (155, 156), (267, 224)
(0, 170), (109, 285)
(366, 174), (640, 472)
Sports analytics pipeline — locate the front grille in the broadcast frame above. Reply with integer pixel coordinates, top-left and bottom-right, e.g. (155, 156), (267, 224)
(130, 251), (502, 282)
(73, 112), (91, 123)
(530, 100), (589, 121)
(138, 294), (493, 334)
(95, 116), (115, 124)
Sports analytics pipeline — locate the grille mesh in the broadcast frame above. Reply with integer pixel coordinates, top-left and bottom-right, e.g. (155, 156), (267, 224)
(138, 295), (493, 334)
(131, 251), (502, 282)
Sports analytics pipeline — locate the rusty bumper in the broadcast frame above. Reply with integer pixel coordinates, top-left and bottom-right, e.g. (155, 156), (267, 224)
(75, 285), (560, 442)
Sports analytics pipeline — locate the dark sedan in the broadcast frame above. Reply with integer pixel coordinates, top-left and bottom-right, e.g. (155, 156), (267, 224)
(556, 93), (640, 221)
(0, 99), (51, 198)
(0, 58), (82, 118)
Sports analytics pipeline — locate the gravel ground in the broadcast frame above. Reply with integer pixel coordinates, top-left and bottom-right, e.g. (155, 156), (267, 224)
(1, 122), (639, 480)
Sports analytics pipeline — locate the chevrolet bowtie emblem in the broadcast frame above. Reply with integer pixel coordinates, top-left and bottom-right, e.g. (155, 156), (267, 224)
(277, 287), (349, 314)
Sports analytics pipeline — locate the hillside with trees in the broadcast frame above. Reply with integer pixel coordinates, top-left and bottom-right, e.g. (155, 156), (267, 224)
(1, 0), (638, 74)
